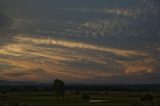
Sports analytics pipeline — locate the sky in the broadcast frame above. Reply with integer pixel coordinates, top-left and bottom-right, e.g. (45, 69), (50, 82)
(0, 0), (160, 84)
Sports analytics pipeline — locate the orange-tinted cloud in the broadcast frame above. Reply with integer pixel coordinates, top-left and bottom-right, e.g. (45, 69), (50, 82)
(118, 57), (157, 74)
(14, 35), (147, 57)
(0, 35), (158, 82)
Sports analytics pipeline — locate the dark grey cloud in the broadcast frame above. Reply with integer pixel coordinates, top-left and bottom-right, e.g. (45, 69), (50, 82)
(2, 69), (46, 77)
(0, 0), (12, 30)
(0, 0), (13, 47)
(81, 72), (160, 84)
(0, 12), (11, 28)
(2, 0), (159, 41)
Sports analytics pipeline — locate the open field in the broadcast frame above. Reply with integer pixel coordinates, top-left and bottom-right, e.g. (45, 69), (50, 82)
(0, 91), (160, 106)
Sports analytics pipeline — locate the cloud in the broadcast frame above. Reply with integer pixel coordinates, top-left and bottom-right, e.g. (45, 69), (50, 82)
(1, 0), (159, 42)
(14, 36), (147, 57)
(0, 35), (158, 82)
(1, 69), (53, 81)
(118, 57), (157, 74)
(0, 42), (107, 65)
(0, 12), (11, 28)
(0, 57), (112, 81)
(85, 72), (160, 84)
(0, 1), (12, 30)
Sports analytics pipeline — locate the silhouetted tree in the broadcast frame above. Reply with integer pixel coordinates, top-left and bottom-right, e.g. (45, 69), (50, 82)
(53, 79), (64, 99)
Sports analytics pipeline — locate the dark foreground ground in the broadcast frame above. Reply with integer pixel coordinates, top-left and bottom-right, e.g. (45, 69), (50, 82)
(0, 91), (160, 106)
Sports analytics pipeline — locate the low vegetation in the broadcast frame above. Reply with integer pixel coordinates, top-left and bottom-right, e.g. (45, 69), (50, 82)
(0, 91), (159, 106)
(0, 80), (159, 106)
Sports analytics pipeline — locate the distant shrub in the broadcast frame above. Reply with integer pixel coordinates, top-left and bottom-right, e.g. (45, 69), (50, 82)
(81, 93), (90, 100)
(75, 91), (80, 95)
(2, 91), (6, 95)
(140, 94), (154, 102)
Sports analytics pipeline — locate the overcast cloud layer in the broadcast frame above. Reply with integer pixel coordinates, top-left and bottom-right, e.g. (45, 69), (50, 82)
(0, 0), (160, 84)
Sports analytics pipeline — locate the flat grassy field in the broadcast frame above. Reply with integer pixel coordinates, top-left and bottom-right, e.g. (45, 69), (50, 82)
(0, 91), (160, 106)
